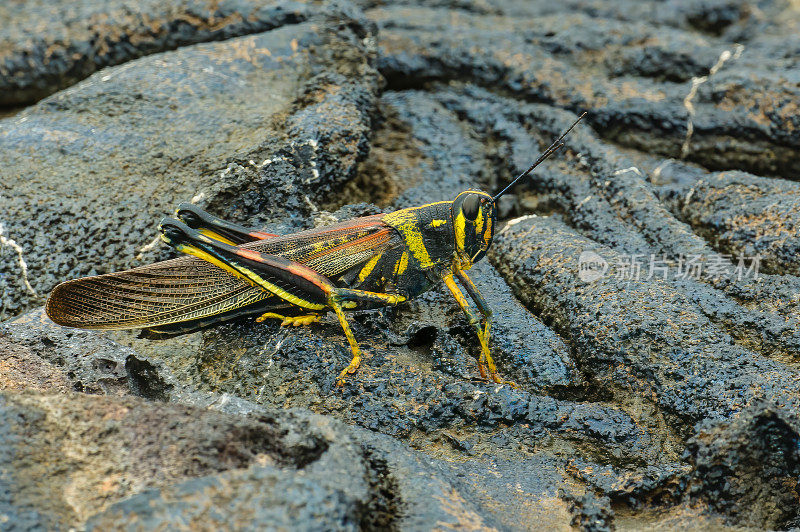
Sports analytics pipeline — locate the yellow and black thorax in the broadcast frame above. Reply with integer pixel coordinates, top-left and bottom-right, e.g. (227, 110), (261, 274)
(350, 191), (496, 299)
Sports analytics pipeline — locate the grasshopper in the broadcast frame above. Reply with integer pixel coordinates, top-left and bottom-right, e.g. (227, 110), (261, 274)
(46, 114), (584, 386)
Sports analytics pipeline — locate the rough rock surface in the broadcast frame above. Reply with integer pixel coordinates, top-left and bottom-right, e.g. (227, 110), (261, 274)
(0, 0), (315, 106)
(0, 5), (379, 319)
(3, 0), (800, 530)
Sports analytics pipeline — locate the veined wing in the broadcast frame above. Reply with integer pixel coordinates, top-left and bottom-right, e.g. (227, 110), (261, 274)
(46, 214), (398, 330)
(45, 256), (271, 329)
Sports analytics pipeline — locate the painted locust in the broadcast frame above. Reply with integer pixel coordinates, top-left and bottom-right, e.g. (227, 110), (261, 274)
(46, 114), (585, 386)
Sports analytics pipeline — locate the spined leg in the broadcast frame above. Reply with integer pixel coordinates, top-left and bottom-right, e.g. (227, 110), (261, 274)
(454, 270), (495, 375)
(444, 273), (516, 387)
(330, 301), (363, 386)
(327, 288), (405, 385)
(331, 287), (406, 307)
(259, 305), (364, 386)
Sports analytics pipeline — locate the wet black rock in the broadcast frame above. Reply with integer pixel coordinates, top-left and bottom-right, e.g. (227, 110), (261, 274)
(1, 303), (659, 529)
(370, 3), (800, 178)
(492, 214), (800, 426)
(2, 309), (165, 397)
(653, 168), (800, 277)
(684, 401), (800, 529)
(0, 0), (315, 106)
(4, 0), (800, 529)
(1, 391), (365, 529)
(0, 337), (591, 530)
(0, 5), (380, 320)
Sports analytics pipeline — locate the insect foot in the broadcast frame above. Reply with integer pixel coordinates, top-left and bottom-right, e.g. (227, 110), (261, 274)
(257, 312), (322, 327)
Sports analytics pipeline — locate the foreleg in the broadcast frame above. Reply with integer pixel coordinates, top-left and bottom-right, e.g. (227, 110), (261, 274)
(444, 272), (515, 387)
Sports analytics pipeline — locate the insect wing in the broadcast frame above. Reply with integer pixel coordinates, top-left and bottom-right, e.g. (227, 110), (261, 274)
(256, 215), (396, 278)
(45, 255), (269, 329)
(46, 214), (396, 330)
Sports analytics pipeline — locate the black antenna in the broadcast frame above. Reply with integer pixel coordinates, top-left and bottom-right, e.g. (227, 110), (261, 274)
(493, 112), (587, 201)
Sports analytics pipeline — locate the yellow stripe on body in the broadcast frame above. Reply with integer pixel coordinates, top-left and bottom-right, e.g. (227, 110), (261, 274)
(454, 211), (466, 252)
(175, 243), (326, 311)
(397, 251), (409, 275)
(392, 251), (409, 276)
(384, 204), (450, 268)
(358, 254), (381, 282)
(198, 229), (239, 247)
(475, 207), (483, 233)
(428, 219), (447, 228)
(452, 211), (474, 270)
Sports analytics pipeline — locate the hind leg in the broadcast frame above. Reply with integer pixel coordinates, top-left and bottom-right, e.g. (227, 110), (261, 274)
(173, 203), (278, 245)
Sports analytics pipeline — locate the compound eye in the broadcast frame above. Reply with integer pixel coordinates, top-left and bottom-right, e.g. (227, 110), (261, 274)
(461, 195), (480, 221)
